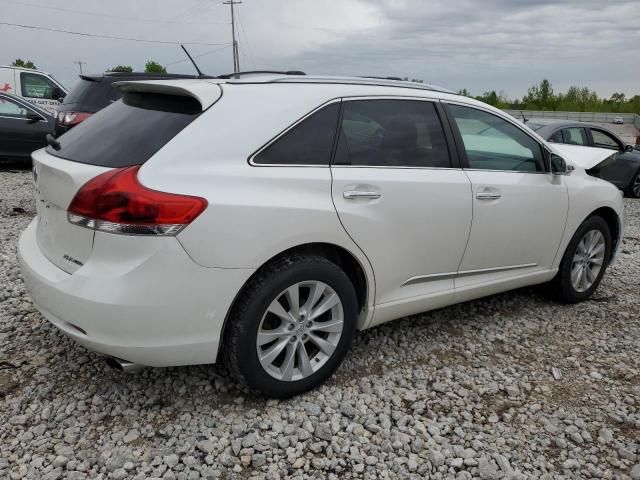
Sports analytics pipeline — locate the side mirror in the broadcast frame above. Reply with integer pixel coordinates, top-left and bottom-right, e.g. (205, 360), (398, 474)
(550, 153), (573, 175)
(624, 144), (634, 153)
(52, 87), (66, 102)
(25, 111), (42, 123)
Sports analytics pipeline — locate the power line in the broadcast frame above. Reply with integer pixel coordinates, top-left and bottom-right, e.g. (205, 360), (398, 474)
(0, 0), (228, 25)
(165, 44), (232, 67)
(236, 8), (256, 70)
(0, 22), (230, 46)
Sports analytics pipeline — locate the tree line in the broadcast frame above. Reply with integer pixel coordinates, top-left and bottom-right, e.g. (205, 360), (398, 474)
(11, 59), (168, 74)
(458, 79), (640, 114)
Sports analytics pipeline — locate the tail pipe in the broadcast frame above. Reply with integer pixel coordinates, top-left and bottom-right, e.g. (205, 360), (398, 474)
(106, 357), (144, 373)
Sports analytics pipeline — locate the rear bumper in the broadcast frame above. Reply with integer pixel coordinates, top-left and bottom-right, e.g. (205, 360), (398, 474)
(19, 218), (254, 367)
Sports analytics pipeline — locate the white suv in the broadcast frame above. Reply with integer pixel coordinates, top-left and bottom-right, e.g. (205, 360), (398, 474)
(19, 74), (624, 397)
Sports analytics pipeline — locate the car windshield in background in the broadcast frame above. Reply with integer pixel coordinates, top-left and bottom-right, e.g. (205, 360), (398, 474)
(525, 122), (544, 131)
(48, 92), (201, 167)
(63, 78), (117, 110)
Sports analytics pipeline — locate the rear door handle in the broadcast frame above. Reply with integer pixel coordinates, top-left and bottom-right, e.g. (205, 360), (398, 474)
(343, 190), (381, 200)
(476, 192), (501, 200)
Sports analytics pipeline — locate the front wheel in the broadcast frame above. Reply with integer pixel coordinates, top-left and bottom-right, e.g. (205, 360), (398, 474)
(223, 255), (358, 398)
(550, 216), (611, 303)
(626, 169), (640, 198)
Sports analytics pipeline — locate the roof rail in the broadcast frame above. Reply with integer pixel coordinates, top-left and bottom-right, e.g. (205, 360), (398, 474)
(360, 76), (405, 81)
(217, 70), (305, 79)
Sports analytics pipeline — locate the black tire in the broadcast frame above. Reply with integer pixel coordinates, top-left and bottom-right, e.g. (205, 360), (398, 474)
(626, 168), (640, 198)
(549, 215), (612, 303)
(222, 254), (358, 398)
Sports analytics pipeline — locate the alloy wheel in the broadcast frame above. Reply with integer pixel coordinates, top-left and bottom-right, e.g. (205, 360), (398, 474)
(256, 281), (344, 382)
(571, 229), (605, 293)
(633, 174), (640, 197)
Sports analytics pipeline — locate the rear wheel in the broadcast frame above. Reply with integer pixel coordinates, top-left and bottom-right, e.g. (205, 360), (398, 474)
(626, 168), (640, 198)
(550, 216), (611, 303)
(223, 255), (358, 398)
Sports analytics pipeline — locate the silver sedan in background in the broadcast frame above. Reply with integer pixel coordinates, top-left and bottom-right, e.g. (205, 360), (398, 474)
(527, 119), (640, 197)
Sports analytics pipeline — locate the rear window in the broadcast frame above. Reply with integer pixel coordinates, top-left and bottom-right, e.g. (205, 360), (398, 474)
(63, 78), (117, 110)
(48, 92), (201, 167)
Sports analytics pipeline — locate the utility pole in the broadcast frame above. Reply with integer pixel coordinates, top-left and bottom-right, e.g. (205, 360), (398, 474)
(223, 0), (241, 73)
(73, 60), (86, 74)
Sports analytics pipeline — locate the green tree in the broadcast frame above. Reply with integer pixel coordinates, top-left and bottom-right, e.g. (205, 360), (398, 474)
(144, 61), (167, 74)
(457, 88), (472, 97)
(12, 58), (37, 69)
(109, 65), (133, 73)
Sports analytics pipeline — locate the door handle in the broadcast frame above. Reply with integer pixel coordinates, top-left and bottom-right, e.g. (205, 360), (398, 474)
(476, 192), (501, 200)
(343, 190), (381, 200)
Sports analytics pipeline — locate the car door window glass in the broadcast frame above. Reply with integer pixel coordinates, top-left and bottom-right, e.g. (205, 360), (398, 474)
(254, 103), (340, 165)
(560, 128), (588, 146)
(591, 129), (620, 149)
(449, 105), (544, 172)
(20, 73), (59, 100)
(334, 99), (450, 168)
(0, 97), (28, 118)
(548, 130), (563, 143)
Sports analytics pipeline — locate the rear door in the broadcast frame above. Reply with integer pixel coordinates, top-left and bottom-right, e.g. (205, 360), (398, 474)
(444, 103), (568, 287)
(331, 98), (472, 307)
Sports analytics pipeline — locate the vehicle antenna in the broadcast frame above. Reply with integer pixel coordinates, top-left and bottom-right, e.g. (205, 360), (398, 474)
(180, 45), (205, 78)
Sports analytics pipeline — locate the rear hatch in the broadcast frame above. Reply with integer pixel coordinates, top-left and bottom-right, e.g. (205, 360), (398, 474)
(34, 80), (221, 273)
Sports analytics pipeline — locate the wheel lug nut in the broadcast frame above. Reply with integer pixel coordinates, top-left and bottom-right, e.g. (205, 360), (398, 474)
(287, 324), (294, 331)
(290, 336), (297, 343)
(306, 321), (312, 328)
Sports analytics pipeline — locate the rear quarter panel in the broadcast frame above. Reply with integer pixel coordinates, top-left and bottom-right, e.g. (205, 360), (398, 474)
(137, 84), (376, 308)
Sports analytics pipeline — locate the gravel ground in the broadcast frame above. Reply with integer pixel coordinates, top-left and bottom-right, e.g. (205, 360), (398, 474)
(1, 168), (639, 480)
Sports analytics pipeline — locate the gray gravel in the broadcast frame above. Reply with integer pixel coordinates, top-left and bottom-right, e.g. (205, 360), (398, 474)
(1, 168), (639, 480)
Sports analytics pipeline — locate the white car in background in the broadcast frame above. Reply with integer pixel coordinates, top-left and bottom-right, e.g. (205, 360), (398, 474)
(0, 65), (68, 114)
(612, 116), (624, 125)
(19, 74), (624, 397)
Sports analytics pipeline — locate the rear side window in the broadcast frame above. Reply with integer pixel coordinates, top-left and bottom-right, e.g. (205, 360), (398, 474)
(253, 103), (340, 165)
(48, 92), (201, 167)
(334, 100), (450, 168)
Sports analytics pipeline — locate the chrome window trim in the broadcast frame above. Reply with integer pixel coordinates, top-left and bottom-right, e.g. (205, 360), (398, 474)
(249, 95), (449, 168)
(0, 93), (48, 122)
(248, 98), (342, 168)
(402, 263), (539, 287)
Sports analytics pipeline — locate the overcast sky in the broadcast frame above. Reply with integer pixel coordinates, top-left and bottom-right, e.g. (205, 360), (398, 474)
(1, 0), (639, 99)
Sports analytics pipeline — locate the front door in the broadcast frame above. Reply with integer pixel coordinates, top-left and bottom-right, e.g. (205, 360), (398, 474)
(0, 95), (49, 158)
(445, 103), (568, 287)
(331, 98), (473, 313)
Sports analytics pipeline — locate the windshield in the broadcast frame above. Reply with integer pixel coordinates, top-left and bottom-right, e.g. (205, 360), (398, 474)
(525, 123), (544, 131)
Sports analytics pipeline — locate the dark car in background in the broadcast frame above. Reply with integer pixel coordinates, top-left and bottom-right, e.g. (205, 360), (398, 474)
(527, 119), (640, 197)
(0, 92), (54, 162)
(54, 72), (203, 135)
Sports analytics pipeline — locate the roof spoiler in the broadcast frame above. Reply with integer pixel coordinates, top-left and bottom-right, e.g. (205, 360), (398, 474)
(113, 80), (222, 111)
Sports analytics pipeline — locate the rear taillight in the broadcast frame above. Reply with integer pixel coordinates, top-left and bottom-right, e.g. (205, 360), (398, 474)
(59, 111), (92, 126)
(67, 166), (207, 236)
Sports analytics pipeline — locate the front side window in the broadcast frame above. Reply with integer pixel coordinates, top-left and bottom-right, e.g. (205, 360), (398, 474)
(334, 99), (450, 168)
(0, 96), (28, 118)
(560, 127), (588, 146)
(591, 129), (620, 150)
(253, 103), (340, 165)
(448, 105), (544, 172)
(20, 72), (60, 99)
